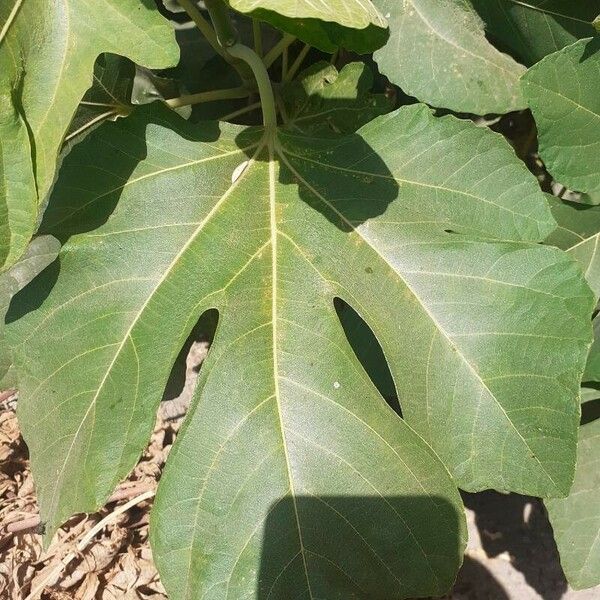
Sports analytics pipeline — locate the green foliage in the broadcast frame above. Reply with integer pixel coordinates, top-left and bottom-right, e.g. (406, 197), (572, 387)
(522, 38), (600, 194)
(546, 395), (600, 589)
(471, 0), (600, 65)
(1, 0), (600, 597)
(0, 0), (179, 271)
(372, 0), (527, 114)
(227, 0), (389, 52)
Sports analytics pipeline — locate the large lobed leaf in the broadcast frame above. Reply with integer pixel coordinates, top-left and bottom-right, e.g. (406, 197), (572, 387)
(0, 0), (178, 270)
(372, 0), (527, 114)
(471, 0), (600, 65)
(522, 38), (600, 195)
(6, 104), (594, 598)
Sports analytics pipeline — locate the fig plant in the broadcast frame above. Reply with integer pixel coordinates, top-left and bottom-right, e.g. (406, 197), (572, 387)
(1, 0), (599, 598)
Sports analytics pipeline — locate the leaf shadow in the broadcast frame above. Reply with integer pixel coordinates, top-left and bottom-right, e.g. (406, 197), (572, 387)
(256, 495), (464, 599)
(38, 106), (223, 243)
(235, 128), (399, 231)
(462, 491), (568, 600)
(580, 37), (600, 63)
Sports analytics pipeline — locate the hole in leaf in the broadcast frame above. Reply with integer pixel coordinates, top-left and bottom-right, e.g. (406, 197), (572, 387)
(161, 309), (218, 420)
(334, 298), (401, 417)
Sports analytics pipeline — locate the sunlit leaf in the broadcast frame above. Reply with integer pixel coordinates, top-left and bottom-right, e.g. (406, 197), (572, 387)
(546, 395), (600, 589)
(6, 103), (593, 597)
(372, 0), (526, 114)
(0, 0), (178, 267)
(522, 38), (600, 194)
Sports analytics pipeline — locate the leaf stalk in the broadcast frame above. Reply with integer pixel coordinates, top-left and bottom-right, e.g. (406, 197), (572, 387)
(205, 0), (277, 130)
(165, 85), (250, 109)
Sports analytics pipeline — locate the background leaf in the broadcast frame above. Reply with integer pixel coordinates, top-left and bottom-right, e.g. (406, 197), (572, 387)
(0, 0), (179, 266)
(522, 37), (600, 194)
(282, 61), (393, 134)
(228, 0), (389, 53)
(372, 0), (526, 114)
(546, 395), (600, 589)
(471, 0), (600, 65)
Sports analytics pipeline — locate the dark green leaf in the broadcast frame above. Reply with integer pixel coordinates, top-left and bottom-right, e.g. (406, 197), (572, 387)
(7, 104), (593, 597)
(471, 0), (600, 65)
(522, 38), (600, 195)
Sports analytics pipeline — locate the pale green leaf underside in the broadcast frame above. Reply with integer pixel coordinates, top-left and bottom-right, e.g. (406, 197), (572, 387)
(372, 0), (526, 114)
(7, 104), (592, 598)
(471, 0), (600, 65)
(0, 0), (178, 266)
(522, 38), (600, 194)
(546, 399), (600, 589)
(229, 0), (388, 52)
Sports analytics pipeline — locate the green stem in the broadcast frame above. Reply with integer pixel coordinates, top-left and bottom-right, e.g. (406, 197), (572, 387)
(263, 34), (296, 69)
(285, 43), (311, 82)
(204, 0), (239, 46)
(165, 86), (250, 109)
(228, 43), (277, 130)
(281, 47), (289, 81)
(253, 19), (263, 57)
(177, 0), (225, 57)
(177, 0), (253, 86)
(219, 101), (262, 122)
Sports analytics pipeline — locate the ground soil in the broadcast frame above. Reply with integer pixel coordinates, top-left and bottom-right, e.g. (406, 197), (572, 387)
(1, 343), (599, 599)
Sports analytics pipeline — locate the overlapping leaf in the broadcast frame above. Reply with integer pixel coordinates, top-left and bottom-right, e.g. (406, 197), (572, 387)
(6, 103), (594, 597)
(545, 195), (600, 381)
(228, 0), (388, 52)
(522, 38), (600, 194)
(546, 396), (600, 589)
(0, 0), (178, 270)
(471, 0), (600, 65)
(372, 0), (526, 114)
(282, 61), (392, 134)
(0, 235), (60, 387)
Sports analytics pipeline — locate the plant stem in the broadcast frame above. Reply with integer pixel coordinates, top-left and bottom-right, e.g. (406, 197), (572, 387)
(219, 101), (262, 122)
(281, 47), (289, 81)
(285, 43), (311, 82)
(177, 0), (253, 86)
(204, 0), (277, 130)
(253, 19), (263, 57)
(228, 44), (277, 130)
(263, 34), (296, 69)
(165, 86), (250, 109)
(204, 0), (239, 46)
(177, 0), (225, 58)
